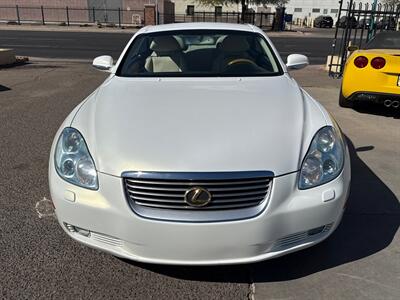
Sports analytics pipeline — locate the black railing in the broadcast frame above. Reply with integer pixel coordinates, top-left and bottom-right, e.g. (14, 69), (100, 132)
(329, 1), (400, 78)
(0, 6), (277, 30)
(1, 6), (145, 27)
(160, 11), (276, 29)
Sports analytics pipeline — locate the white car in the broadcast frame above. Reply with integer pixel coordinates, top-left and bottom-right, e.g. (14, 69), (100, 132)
(49, 23), (351, 265)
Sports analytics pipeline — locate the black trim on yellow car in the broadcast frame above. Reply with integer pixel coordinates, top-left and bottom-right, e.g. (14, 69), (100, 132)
(340, 91), (400, 108)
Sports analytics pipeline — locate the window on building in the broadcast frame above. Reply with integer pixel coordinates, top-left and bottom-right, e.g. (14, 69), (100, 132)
(312, 8), (321, 13)
(331, 9), (338, 13)
(294, 8), (302, 12)
(187, 5), (194, 16)
(215, 6), (222, 16)
(323, 9), (328, 14)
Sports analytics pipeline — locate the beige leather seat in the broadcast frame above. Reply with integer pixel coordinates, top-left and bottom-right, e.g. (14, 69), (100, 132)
(213, 35), (252, 72)
(145, 36), (185, 73)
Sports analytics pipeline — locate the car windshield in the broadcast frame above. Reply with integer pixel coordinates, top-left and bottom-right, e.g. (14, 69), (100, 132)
(117, 30), (282, 77)
(366, 31), (400, 50)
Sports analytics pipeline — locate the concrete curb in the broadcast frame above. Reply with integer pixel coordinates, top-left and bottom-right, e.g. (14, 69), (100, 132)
(0, 49), (16, 65)
(29, 57), (92, 64)
(0, 24), (139, 34)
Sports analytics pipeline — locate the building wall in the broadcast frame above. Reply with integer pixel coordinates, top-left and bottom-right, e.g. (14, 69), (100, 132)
(0, 0), (170, 9)
(0, 1), (89, 22)
(172, 0), (240, 14)
(0, 0), (170, 25)
(0, 0), (88, 8)
(284, 0), (376, 20)
(123, 0), (163, 12)
(122, 0), (163, 25)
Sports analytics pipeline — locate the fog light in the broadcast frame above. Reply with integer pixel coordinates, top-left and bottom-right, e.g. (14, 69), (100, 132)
(64, 223), (76, 232)
(307, 226), (325, 236)
(75, 227), (91, 237)
(64, 223), (90, 237)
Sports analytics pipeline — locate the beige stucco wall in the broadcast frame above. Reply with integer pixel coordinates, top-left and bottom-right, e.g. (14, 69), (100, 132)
(0, 0), (88, 8)
(0, 1), (89, 22)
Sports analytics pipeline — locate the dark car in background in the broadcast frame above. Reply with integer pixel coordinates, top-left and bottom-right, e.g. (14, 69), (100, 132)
(338, 16), (358, 28)
(314, 15), (334, 28)
(358, 18), (372, 29)
(377, 17), (397, 30)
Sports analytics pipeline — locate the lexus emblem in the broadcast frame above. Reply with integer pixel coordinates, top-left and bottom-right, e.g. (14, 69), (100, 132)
(184, 187), (212, 207)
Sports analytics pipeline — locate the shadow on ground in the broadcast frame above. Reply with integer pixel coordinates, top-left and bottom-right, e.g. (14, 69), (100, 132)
(121, 137), (399, 283)
(0, 84), (11, 92)
(11, 63), (66, 70)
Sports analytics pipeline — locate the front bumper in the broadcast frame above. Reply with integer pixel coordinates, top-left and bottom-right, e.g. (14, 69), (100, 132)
(49, 153), (351, 266)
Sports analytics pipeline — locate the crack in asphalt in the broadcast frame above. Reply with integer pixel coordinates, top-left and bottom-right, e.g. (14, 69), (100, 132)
(247, 282), (256, 300)
(246, 266), (256, 300)
(6, 67), (57, 89)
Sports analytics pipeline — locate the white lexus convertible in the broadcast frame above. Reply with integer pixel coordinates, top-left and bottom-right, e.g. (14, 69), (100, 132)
(49, 23), (351, 265)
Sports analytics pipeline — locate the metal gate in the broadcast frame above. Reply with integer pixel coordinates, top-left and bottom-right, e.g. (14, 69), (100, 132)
(329, 0), (400, 78)
(88, 0), (122, 23)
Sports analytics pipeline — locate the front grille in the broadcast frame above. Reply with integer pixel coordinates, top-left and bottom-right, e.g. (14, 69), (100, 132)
(123, 172), (273, 211)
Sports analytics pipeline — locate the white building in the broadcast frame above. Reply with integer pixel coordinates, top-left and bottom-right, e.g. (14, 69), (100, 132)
(172, 1), (278, 14)
(284, 0), (342, 20)
(172, 0), (380, 21)
(284, 0), (376, 20)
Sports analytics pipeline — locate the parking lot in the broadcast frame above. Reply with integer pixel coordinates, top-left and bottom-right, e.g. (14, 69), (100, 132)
(0, 60), (399, 299)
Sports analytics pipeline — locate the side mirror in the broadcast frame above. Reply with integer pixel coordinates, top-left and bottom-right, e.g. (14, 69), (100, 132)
(92, 55), (114, 71)
(347, 45), (359, 52)
(286, 54), (309, 70)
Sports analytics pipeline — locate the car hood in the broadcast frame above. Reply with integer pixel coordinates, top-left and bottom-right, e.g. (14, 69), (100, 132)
(72, 75), (327, 177)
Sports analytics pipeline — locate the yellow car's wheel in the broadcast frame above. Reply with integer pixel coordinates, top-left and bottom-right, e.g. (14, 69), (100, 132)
(339, 88), (354, 108)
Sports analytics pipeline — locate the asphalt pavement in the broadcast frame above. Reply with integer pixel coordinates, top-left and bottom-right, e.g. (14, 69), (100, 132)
(0, 61), (399, 299)
(0, 29), (334, 64)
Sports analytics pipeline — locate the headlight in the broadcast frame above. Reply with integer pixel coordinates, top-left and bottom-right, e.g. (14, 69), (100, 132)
(299, 126), (344, 189)
(54, 128), (98, 190)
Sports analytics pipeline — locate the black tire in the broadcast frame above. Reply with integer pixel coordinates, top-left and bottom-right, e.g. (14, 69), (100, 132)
(339, 89), (354, 108)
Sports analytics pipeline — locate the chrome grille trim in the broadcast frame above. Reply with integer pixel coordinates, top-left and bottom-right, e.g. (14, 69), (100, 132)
(125, 178), (269, 186)
(126, 188), (269, 198)
(91, 232), (124, 247)
(126, 182), (269, 192)
(122, 171), (274, 222)
(271, 223), (334, 251)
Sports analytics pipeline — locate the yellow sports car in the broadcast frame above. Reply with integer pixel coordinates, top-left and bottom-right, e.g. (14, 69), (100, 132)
(340, 31), (400, 108)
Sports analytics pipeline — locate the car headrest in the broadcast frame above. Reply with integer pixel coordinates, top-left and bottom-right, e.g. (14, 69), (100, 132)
(150, 36), (182, 52)
(173, 35), (188, 51)
(220, 35), (250, 52)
